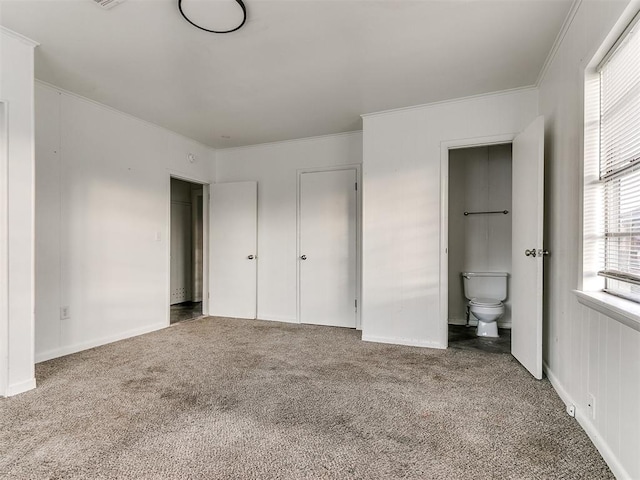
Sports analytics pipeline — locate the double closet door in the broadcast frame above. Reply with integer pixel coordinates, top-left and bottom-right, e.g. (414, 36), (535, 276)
(209, 170), (358, 329)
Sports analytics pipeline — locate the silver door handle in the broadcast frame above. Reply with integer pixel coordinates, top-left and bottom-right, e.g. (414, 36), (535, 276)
(538, 249), (550, 257)
(300, 255), (307, 260)
(525, 249), (537, 257)
(247, 255), (255, 260)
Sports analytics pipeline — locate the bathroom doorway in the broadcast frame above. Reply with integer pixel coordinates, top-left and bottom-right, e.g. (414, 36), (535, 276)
(170, 177), (205, 324)
(446, 143), (513, 351)
(440, 117), (546, 379)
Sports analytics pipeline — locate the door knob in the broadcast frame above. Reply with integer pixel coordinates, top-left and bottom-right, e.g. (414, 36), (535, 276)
(300, 255), (307, 260)
(537, 249), (550, 257)
(525, 249), (537, 257)
(247, 255), (255, 260)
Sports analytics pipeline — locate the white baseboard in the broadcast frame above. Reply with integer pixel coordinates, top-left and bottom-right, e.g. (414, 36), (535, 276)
(542, 362), (572, 405)
(448, 318), (468, 326)
(208, 311), (257, 320)
(258, 316), (363, 331)
(361, 334), (445, 349)
(256, 315), (298, 324)
(35, 322), (168, 363)
(5, 377), (36, 397)
(543, 362), (630, 480)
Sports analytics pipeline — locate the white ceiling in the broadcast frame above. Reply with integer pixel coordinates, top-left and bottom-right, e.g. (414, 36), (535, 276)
(0, 0), (572, 148)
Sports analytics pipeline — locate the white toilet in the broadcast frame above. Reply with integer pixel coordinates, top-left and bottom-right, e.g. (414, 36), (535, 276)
(461, 272), (508, 338)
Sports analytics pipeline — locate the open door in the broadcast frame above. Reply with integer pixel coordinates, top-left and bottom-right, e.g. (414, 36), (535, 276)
(511, 116), (545, 379)
(210, 181), (258, 319)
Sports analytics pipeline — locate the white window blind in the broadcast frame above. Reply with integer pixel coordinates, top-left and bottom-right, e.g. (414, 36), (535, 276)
(599, 14), (640, 300)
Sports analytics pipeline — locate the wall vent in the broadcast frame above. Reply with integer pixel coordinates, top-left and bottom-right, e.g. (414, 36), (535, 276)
(91, 0), (125, 10)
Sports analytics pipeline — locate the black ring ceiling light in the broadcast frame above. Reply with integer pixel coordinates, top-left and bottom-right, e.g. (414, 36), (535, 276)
(178, 0), (247, 34)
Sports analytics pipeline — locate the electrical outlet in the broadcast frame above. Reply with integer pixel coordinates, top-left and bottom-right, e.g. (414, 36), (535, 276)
(566, 404), (576, 417)
(60, 306), (70, 320)
(587, 393), (596, 420)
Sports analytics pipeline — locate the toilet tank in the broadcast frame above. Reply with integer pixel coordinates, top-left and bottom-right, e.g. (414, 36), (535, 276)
(461, 272), (508, 301)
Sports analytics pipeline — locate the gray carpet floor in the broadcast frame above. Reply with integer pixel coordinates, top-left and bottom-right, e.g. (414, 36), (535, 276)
(0, 317), (612, 479)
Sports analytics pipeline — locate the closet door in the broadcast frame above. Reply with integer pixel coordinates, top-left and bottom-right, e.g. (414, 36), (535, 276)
(210, 181), (257, 319)
(299, 169), (357, 328)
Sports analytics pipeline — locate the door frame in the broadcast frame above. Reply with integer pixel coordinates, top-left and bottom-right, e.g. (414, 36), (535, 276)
(296, 164), (362, 330)
(167, 173), (211, 326)
(191, 188), (205, 303)
(439, 133), (517, 348)
(0, 101), (8, 396)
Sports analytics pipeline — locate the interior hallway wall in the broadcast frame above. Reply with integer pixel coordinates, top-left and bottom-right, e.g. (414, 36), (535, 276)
(361, 89), (537, 349)
(35, 83), (215, 362)
(448, 144), (512, 327)
(215, 132), (362, 323)
(0, 28), (38, 396)
(538, 0), (639, 478)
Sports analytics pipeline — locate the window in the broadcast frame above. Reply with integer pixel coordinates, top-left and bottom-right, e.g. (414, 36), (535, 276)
(598, 13), (640, 302)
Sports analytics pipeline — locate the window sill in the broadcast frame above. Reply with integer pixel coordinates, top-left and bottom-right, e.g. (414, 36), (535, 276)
(574, 290), (640, 332)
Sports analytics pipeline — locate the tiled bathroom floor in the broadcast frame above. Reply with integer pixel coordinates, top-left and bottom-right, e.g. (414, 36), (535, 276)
(170, 301), (203, 324)
(448, 324), (511, 354)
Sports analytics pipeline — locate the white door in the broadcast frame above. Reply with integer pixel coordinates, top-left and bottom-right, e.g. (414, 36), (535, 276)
(210, 181), (257, 319)
(299, 169), (357, 328)
(511, 116), (545, 379)
(170, 202), (192, 304)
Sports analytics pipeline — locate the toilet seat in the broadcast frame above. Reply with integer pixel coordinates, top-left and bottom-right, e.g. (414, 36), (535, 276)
(469, 297), (502, 307)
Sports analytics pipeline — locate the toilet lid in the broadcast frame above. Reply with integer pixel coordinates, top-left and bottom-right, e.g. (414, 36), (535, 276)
(470, 297), (502, 306)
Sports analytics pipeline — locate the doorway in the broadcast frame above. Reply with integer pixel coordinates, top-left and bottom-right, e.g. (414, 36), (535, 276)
(447, 144), (513, 353)
(440, 117), (546, 379)
(298, 167), (359, 329)
(170, 177), (205, 324)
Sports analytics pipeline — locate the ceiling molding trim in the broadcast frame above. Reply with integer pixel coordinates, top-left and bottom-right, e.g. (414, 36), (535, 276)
(535, 0), (583, 87)
(0, 26), (39, 47)
(360, 85), (537, 120)
(216, 130), (363, 153)
(35, 80), (217, 153)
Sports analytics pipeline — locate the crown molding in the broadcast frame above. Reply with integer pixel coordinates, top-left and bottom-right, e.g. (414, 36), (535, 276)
(216, 130), (363, 153)
(0, 26), (39, 47)
(535, 0), (583, 87)
(360, 86), (537, 120)
(35, 80), (216, 153)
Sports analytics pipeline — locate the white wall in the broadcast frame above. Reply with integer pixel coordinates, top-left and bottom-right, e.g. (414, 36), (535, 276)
(361, 89), (538, 349)
(215, 132), (362, 323)
(538, 1), (640, 478)
(448, 144), (512, 327)
(35, 83), (215, 362)
(0, 28), (38, 396)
